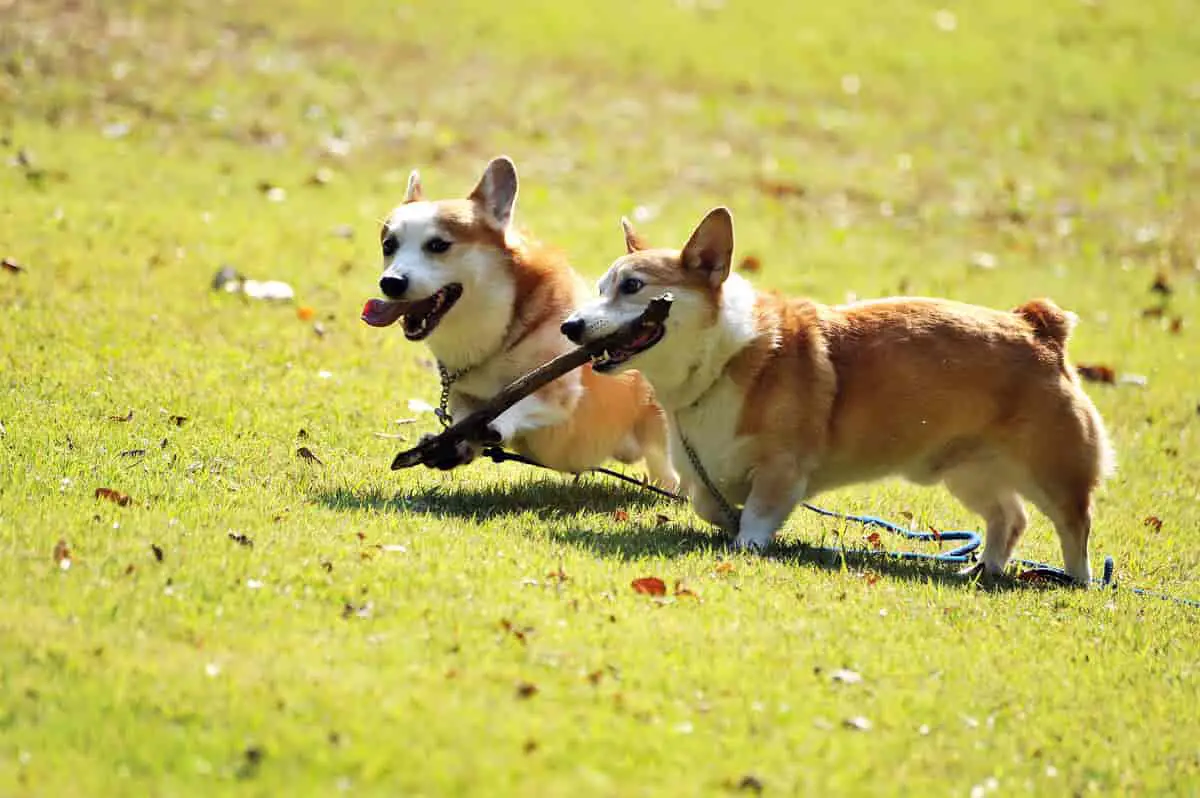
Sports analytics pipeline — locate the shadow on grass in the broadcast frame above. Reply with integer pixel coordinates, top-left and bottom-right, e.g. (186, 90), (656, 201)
(317, 473), (1031, 593)
(314, 472), (669, 522)
(546, 521), (990, 590)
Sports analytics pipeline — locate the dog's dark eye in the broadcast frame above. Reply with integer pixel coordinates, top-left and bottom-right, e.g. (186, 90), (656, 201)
(424, 237), (452, 254)
(382, 236), (398, 257)
(619, 276), (644, 295)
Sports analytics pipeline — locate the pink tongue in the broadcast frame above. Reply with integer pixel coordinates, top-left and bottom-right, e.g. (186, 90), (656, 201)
(361, 298), (407, 328)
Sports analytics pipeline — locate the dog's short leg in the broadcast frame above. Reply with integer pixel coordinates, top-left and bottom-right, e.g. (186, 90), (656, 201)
(944, 466), (1027, 579)
(489, 393), (571, 443)
(733, 465), (806, 552)
(635, 409), (679, 492)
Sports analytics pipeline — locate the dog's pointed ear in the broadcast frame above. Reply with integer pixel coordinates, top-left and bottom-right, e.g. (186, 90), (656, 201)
(469, 156), (518, 231)
(403, 170), (423, 203)
(621, 217), (648, 253)
(681, 207), (734, 286)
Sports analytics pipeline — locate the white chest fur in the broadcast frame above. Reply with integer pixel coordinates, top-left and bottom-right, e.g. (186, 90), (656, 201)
(670, 377), (754, 506)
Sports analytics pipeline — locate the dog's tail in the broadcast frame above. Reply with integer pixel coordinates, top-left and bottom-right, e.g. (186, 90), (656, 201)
(1014, 298), (1076, 351)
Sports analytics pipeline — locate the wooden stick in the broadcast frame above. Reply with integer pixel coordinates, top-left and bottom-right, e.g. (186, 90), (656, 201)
(392, 294), (674, 470)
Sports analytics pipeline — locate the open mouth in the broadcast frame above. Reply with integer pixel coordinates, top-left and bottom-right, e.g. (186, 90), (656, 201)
(591, 322), (666, 373)
(360, 283), (463, 341)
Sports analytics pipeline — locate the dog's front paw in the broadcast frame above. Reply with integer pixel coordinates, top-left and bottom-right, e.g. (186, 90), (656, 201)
(418, 434), (480, 471)
(731, 533), (773, 554)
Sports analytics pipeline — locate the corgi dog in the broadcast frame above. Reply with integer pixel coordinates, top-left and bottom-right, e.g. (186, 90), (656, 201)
(561, 207), (1114, 584)
(362, 157), (676, 488)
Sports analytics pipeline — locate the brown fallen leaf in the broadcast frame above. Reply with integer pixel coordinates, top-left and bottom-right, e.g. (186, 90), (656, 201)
(150, 543), (164, 562)
(2, 257), (24, 274)
(53, 538), (71, 568)
(714, 561), (735, 575)
(1144, 515), (1164, 532)
(631, 577), (667, 596)
(95, 487), (131, 506)
(586, 669), (604, 686)
(1077, 364), (1115, 384)
(1169, 317), (1183, 335)
(865, 531), (884, 551)
(500, 618), (533, 645)
(523, 739), (539, 755)
(168, 414), (188, 427)
(546, 565), (569, 584)
(739, 254), (762, 274)
(515, 682), (539, 700)
(1142, 306), (1166, 319)
(613, 509), (629, 522)
(673, 580), (700, 599)
(756, 178), (807, 200)
(109, 409), (134, 422)
(296, 446), (323, 465)
(862, 571), (880, 586)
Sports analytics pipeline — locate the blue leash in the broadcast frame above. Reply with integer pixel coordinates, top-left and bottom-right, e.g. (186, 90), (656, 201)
(801, 503), (1200, 609)
(480, 447), (1200, 609)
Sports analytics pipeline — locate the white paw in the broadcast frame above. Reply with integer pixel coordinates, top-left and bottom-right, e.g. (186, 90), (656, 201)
(732, 534), (772, 553)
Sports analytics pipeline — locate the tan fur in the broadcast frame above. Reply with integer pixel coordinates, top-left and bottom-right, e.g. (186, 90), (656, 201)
(565, 208), (1114, 583)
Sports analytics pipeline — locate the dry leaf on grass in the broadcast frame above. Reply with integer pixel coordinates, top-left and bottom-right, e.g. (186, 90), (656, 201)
(95, 487), (132, 506)
(631, 577), (667, 596)
(515, 682), (539, 700)
(109, 409), (134, 422)
(613, 509), (629, 522)
(831, 668), (863, 684)
(167, 414), (188, 427)
(53, 538), (71, 569)
(734, 775), (765, 794)
(1076, 364), (1115, 384)
(1169, 317), (1183, 335)
(2, 257), (25, 274)
(500, 619), (534, 645)
(865, 531), (884, 551)
(714, 561), (735, 575)
(150, 544), (164, 562)
(1144, 515), (1164, 532)
(673, 580), (700, 599)
(296, 446), (323, 465)
(739, 254), (762, 274)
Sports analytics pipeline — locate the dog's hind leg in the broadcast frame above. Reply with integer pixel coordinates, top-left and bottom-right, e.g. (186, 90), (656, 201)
(943, 464), (1027, 580)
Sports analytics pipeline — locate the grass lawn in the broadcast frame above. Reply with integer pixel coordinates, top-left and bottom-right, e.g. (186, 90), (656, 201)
(2, 0), (1199, 794)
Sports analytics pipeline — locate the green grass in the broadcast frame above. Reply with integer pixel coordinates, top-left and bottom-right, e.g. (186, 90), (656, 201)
(2, 0), (1200, 794)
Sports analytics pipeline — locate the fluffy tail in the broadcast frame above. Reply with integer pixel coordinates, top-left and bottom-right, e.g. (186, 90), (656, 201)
(1013, 298), (1077, 350)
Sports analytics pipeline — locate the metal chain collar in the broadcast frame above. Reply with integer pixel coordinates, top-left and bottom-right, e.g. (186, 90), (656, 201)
(435, 361), (469, 428)
(677, 433), (741, 531)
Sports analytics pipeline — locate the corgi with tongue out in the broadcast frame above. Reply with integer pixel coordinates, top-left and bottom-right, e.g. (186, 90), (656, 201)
(362, 156), (676, 485)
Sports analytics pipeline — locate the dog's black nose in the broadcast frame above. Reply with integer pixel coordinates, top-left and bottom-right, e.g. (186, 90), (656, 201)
(560, 317), (585, 343)
(379, 275), (408, 300)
